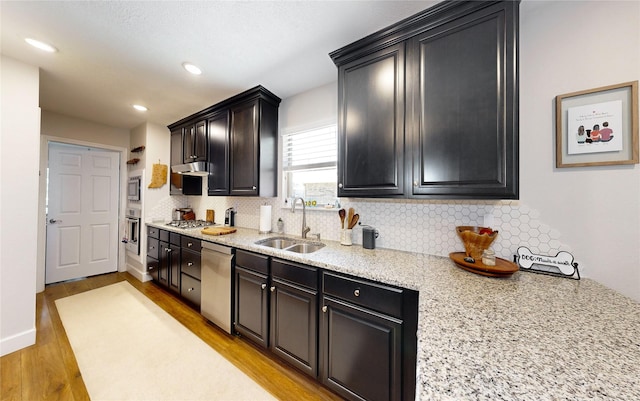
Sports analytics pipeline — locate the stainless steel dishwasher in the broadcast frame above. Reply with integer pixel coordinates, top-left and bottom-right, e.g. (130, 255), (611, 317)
(200, 241), (234, 334)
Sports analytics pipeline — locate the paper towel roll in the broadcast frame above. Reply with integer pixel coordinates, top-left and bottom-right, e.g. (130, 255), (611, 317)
(259, 205), (272, 234)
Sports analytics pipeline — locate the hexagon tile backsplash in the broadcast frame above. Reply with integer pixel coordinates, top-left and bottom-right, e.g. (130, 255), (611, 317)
(147, 195), (570, 263)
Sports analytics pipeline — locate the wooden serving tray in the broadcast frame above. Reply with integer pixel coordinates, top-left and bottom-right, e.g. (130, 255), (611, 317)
(449, 252), (518, 277)
(201, 226), (237, 236)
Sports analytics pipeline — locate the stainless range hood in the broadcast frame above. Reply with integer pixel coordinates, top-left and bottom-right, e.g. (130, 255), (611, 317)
(171, 161), (209, 176)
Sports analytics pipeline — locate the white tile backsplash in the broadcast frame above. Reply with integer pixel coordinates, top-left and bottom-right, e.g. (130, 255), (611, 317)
(151, 194), (570, 262)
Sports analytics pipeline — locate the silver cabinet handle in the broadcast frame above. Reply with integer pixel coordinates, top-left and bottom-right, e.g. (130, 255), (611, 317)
(354, 289), (360, 297)
(414, 181), (418, 187)
(165, 248), (172, 252)
(338, 183), (343, 188)
(270, 286), (276, 292)
(187, 242), (193, 247)
(150, 246), (155, 250)
(187, 262), (193, 266)
(49, 218), (62, 224)
(261, 283), (267, 290)
(322, 306), (328, 313)
(187, 287), (194, 292)
(252, 186), (257, 190)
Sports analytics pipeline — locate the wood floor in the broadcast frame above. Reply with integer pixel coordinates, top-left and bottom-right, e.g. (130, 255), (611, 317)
(1, 272), (343, 401)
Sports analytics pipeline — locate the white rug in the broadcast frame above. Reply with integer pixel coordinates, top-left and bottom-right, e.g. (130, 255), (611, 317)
(55, 281), (277, 401)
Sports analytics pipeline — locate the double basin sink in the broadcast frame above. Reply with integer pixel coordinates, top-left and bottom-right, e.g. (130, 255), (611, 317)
(255, 237), (325, 254)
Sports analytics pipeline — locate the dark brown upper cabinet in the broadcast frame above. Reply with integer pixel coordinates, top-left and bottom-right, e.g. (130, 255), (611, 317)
(169, 128), (202, 196)
(330, 0), (519, 199)
(336, 43), (406, 198)
(168, 86), (280, 197)
(206, 110), (230, 196)
(182, 120), (207, 163)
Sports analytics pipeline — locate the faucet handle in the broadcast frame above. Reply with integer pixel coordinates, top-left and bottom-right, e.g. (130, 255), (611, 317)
(310, 232), (320, 241)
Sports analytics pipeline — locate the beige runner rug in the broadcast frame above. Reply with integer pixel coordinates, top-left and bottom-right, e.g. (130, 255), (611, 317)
(55, 281), (277, 401)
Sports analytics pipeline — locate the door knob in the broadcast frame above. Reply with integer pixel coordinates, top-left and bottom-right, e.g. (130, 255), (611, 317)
(49, 218), (62, 224)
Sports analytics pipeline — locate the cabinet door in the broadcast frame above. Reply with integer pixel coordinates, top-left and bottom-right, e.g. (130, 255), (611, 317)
(168, 243), (181, 294)
(320, 296), (402, 401)
(229, 100), (259, 196)
(408, 1), (518, 198)
(183, 120), (207, 163)
(270, 278), (318, 377)
(170, 128), (183, 194)
(234, 265), (269, 348)
(158, 241), (170, 287)
(207, 111), (231, 195)
(337, 43), (405, 197)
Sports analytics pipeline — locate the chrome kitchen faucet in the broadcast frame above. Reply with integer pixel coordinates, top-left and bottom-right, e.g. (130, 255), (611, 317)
(291, 197), (310, 239)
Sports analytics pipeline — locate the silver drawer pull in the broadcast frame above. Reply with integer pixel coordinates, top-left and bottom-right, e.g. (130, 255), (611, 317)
(261, 283), (267, 290)
(187, 262), (193, 267)
(354, 289), (360, 297)
(187, 242), (193, 247)
(187, 287), (194, 292)
(322, 306), (328, 313)
(270, 286), (276, 292)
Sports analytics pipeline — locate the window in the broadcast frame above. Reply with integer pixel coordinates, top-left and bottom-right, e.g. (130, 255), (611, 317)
(282, 124), (338, 209)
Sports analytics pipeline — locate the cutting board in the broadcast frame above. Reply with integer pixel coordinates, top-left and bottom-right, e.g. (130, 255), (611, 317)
(201, 226), (237, 236)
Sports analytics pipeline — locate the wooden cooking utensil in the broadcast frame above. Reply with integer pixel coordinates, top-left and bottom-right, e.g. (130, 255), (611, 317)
(339, 209), (346, 229)
(348, 213), (359, 229)
(347, 208), (354, 229)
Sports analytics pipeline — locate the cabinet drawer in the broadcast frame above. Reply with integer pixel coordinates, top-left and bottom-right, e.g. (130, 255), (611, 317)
(323, 272), (404, 319)
(181, 273), (201, 307)
(170, 232), (181, 246)
(272, 258), (318, 290)
(236, 249), (269, 275)
(147, 226), (160, 239)
(160, 229), (169, 243)
(181, 249), (201, 279)
(181, 236), (202, 252)
(147, 256), (159, 278)
(147, 237), (159, 260)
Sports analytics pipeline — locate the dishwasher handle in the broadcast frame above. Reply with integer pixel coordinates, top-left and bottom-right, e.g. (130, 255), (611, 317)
(201, 241), (233, 255)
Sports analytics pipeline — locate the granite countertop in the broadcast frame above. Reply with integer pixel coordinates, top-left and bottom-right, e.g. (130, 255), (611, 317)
(148, 223), (640, 401)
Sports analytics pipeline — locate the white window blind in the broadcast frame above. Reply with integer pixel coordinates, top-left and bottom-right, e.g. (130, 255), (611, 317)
(283, 125), (337, 172)
(282, 124), (338, 208)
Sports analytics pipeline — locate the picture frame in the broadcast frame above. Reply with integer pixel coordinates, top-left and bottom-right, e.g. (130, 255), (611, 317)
(555, 81), (638, 168)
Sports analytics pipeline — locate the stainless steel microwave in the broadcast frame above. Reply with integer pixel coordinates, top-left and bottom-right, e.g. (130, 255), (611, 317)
(128, 176), (141, 201)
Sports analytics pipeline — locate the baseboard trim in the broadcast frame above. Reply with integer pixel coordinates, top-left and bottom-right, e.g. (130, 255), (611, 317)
(126, 264), (152, 282)
(0, 328), (36, 357)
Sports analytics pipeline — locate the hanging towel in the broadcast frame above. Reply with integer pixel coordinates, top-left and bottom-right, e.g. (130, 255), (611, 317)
(148, 163), (167, 188)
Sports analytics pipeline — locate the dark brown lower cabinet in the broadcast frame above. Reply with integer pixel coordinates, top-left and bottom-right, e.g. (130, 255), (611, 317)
(270, 259), (318, 377)
(320, 272), (417, 401)
(147, 229), (180, 294)
(321, 297), (402, 401)
(234, 250), (270, 348)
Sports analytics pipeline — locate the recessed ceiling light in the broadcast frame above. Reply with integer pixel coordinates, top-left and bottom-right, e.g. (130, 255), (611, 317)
(182, 62), (202, 75)
(25, 38), (58, 53)
(133, 104), (148, 112)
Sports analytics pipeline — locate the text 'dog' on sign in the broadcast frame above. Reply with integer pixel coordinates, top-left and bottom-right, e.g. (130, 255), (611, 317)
(515, 246), (580, 280)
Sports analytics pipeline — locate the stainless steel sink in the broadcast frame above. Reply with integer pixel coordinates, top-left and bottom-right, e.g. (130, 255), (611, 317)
(255, 237), (297, 249)
(254, 237), (325, 254)
(284, 242), (325, 254)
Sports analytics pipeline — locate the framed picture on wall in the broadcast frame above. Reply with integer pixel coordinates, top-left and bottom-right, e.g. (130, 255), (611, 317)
(555, 80), (638, 168)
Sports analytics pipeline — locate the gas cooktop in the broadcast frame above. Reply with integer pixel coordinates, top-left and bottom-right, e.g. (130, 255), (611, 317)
(165, 220), (216, 230)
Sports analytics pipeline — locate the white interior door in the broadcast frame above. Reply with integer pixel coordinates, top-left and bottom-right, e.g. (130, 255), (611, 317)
(46, 143), (120, 284)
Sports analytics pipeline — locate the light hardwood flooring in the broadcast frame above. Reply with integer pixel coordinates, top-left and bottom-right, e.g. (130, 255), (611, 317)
(1, 272), (343, 401)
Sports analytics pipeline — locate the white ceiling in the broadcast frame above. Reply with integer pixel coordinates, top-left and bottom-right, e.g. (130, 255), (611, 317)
(1, 1), (436, 129)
